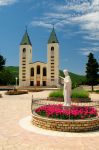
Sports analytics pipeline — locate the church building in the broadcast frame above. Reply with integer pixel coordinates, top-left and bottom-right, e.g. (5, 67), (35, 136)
(19, 28), (59, 87)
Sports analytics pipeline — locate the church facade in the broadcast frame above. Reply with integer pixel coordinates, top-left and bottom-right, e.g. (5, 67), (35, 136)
(19, 28), (59, 87)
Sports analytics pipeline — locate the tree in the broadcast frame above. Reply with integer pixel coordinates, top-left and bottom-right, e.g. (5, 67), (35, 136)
(86, 53), (99, 91)
(0, 69), (13, 85)
(0, 54), (6, 71)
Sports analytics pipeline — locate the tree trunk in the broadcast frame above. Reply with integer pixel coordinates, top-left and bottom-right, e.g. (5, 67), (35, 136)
(92, 85), (94, 92)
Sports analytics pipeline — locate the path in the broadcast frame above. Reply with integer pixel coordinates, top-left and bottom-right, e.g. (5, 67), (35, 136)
(0, 91), (99, 150)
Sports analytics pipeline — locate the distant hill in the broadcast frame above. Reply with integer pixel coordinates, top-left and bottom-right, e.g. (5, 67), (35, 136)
(5, 66), (86, 87)
(5, 66), (19, 77)
(59, 70), (86, 88)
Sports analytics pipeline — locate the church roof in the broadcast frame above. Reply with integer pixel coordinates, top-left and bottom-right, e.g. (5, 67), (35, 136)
(48, 27), (59, 44)
(20, 30), (32, 46)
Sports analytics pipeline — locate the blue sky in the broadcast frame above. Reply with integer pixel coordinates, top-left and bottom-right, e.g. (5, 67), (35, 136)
(0, 0), (99, 75)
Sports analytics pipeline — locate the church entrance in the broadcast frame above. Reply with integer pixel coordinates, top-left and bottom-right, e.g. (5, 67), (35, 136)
(30, 81), (34, 86)
(43, 81), (46, 86)
(37, 81), (40, 86)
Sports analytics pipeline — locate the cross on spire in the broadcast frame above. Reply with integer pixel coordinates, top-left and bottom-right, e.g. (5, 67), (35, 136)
(25, 25), (27, 32)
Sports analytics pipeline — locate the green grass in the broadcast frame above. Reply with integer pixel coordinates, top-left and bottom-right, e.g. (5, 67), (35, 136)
(95, 90), (99, 93)
(88, 90), (99, 93)
(71, 88), (89, 98)
(49, 88), (89, 99)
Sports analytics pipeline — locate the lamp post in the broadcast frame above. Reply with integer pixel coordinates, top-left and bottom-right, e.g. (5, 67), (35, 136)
(15, 77), (18, 89)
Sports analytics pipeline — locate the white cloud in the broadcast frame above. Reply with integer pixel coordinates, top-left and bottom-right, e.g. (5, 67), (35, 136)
(31, 0), (99, 41)
(31, 21), (52, 29)
(80, 47), (99, 55)
(0, 0), (17, 6)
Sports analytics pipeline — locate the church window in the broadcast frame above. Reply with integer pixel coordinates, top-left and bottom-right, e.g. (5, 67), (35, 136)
(51, 47), (54, 51)
(23, 48), (26, 53)
(51, 66), (54, 68)
(31, 68), (34, 76)
(22, 79), (26, 81)
(22, 57), (26, 59)
(22, 76), (26, 78)
(51, 76), (54, 78)
(51, 79), (54, 81)
(37, 65), (40, 74)
(43, 67), (47, 76)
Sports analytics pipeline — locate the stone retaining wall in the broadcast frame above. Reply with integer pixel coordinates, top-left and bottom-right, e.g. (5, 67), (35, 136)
(32, 112), (99, 132)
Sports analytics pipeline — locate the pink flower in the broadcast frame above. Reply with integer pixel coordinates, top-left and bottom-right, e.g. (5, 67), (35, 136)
(35, 104), (98, 120)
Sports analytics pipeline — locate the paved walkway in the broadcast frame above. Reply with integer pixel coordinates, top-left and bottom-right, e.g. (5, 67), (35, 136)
(0, 91), (99, 150)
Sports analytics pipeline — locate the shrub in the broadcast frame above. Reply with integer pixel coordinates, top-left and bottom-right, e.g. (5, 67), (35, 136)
(5, 90), (28, 95)
(35, 104), (97, 120)
(49, 89), (63, 98)
(71, 89), (89, 99)
(49, 89), (89, 99)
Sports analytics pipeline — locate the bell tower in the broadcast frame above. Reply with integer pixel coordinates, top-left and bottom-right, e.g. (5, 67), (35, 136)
(19, 29), (32, 86)
(47, 27), (59, 87)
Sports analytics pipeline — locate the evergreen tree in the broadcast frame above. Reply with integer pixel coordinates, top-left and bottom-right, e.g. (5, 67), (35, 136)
(86, 53), (99, 91)
(0, 54), (6, 71)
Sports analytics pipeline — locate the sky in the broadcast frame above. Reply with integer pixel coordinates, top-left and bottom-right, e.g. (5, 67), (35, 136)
(0, 0), (99, 75)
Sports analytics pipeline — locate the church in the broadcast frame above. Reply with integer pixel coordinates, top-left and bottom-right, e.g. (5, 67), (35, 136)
(19, 28), (59, 87)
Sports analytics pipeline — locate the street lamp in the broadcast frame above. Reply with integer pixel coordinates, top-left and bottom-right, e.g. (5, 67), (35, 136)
(15, 77), (18, 89)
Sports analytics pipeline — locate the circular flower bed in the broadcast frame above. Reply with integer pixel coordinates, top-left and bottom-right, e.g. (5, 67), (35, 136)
(35, 104), (98, 120)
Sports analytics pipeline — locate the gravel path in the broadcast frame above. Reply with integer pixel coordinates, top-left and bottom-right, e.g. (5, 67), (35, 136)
(0, 90), (99, 150)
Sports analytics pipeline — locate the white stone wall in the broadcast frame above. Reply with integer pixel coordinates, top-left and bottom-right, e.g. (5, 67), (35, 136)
(19, 45), (32, 86)
(47, 43), (59, 87)
(29, 62), (47, 86)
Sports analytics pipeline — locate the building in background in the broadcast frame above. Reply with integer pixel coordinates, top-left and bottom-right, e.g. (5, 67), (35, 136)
(19, 28), (59, 87)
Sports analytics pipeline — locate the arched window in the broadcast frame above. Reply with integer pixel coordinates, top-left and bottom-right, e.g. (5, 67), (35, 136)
(43, 67), (47, 76)
(51, 47), (54, 51)
(37, 65), (40, 74)
(23, 48), (26, 53)
(31, 68), (34, 76)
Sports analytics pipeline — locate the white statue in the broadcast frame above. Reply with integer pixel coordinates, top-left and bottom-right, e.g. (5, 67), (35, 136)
(63, 70), (71, 106)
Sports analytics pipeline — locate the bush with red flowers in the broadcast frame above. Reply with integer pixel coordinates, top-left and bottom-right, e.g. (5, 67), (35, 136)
(35, 104), (98, 120)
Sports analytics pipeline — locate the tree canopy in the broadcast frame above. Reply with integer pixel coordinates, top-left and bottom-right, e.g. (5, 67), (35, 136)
(86, 53), (99, 91)
(0, 54), (6, 71)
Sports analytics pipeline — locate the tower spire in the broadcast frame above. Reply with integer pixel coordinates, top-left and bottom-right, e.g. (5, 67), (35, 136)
(20, 28), (32, 45)
(48, 25), (59, 43)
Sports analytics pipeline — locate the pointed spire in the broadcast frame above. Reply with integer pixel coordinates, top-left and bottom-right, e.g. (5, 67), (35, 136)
(48, 25), (59, 44)
(20, 27), (32, 46)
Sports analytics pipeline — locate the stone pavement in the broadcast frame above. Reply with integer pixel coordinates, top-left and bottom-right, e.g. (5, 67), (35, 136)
(0, 91), (99, 150)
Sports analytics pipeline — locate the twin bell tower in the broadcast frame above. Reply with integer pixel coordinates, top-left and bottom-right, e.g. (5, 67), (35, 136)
(19, 27), (59, 87)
